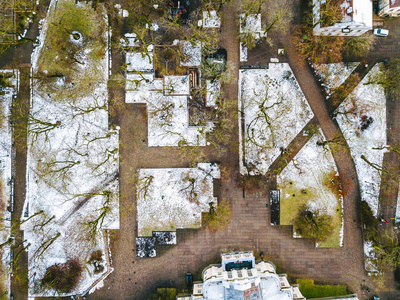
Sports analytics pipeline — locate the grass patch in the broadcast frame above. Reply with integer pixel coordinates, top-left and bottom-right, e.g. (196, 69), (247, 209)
(149, 288), (177, 300)
(279, 180), (342, 247)
(36, 0), (107, 101)
(297, 279), (349, 298)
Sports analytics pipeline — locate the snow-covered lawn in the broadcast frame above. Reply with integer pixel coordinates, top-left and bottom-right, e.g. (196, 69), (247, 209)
(22, 0), (119, 296)
(313, 62), (359, 95)
(239, 64), (314, 175)
(137, 163), (220, 236)
(125, 45), (214, 147)
(0, 69), (18, 297)
(335, 64), (386, 216)
(277, 131), (343, 247)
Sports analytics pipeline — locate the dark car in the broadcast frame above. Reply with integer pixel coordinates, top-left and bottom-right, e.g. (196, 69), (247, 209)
(186, 272), (193, 287)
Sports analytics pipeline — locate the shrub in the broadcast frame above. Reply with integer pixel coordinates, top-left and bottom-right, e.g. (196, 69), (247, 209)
(88, 250), (104, 274)
(322, 171), (342, 199)
(293, 205), (334, 242)
(40, 258), (83, 293)
(203, 201), (232, 232)
(361, 200), (378, 244)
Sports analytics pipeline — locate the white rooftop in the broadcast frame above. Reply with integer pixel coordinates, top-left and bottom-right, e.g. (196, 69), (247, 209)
(352, 0), (373, 27)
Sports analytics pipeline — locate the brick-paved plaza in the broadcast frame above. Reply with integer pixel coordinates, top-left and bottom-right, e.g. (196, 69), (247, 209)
(87, 2), (400, 300)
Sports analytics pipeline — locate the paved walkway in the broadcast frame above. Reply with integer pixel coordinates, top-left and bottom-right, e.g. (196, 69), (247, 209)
(88, 1), (381, 299)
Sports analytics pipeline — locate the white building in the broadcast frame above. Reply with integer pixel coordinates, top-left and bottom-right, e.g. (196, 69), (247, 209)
(177, 251), (305, 300)
(313, 0), (373, 36)
(378, 0), (400, 17)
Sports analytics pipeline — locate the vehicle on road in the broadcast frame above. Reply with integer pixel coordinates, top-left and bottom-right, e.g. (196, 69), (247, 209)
(373, 28), (389, 36)
(186, 272), (193, 287)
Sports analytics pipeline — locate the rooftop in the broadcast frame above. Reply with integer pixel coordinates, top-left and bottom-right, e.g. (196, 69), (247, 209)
(390, 0), (400, 8)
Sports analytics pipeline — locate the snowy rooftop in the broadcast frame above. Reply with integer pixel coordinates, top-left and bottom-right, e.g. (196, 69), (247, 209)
(136, 163), (220, 236)
(351, 0), (373, 27)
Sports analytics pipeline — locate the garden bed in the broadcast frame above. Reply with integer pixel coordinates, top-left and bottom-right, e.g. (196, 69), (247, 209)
(335, 63), (386, 216)
(239, 64), (314, 175)
(136, 163), (220, 236)
(278, 132), (343, 247)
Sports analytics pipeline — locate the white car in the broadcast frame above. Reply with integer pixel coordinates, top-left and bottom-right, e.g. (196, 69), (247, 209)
(373, 28), (389, 36)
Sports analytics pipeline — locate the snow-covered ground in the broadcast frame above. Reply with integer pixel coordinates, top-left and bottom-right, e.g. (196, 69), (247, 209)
(180, 40), (201, 67)
(206, 80), (220, 107)
(335, 64), (386, 216)
(125, 44), (214, 147)
(313, 62), (359, 95)
(22, 0), (119, 296)
(0, 69), (18, 298)
(202, 11), (221, 28)
(277, 131), (343, 247)
(240, 14), (262, 33)
(364, 241), (378, 274)
(137, 163), (220, 236)
(239, 64), (314, 175)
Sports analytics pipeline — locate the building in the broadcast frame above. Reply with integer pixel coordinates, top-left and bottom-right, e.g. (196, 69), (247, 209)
(313, 0), (373, 36)
(177, 251), (305, 300)
(378, 0), (400, 17)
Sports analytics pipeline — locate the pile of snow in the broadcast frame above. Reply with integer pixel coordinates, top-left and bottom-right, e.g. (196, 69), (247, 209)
(240, 43), (248, 62)
(239, 64), (314, 175)
(137, 163), (220, 236)
(313, 62), (359, 95)
(0, 69), (18, 297)
(125, 48), (213, 147)
(364, 241), (378, 274)
(136, 237), (156, 258)
(277, 131), (343, 246)
(23, 0), (119, 296)
(153, 231), (177, 244)
(202, 11), (221, 28)
(180, 40), (201, 67)
(335, 64), (386, 216)
(206, 80), (220, 106)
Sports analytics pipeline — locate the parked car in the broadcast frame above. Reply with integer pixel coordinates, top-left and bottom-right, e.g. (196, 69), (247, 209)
(373, 28), (389, 36)
(186, 272), (193, 287)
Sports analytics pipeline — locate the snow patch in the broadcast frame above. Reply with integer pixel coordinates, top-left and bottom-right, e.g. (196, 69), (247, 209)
(313, 62), (360, 95)
(239, 64), (314, 175)
(336, 64), (386, 216)
(137, 163), (220, 236)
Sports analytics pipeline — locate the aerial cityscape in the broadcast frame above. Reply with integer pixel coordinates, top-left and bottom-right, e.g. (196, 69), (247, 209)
(1, 0), (400, 299)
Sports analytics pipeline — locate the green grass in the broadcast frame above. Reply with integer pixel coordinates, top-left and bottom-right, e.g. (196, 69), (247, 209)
(149, 288), (177, 300)
(36, 0), (106, 101)
(279, 180), (342, 247)
(296, 279), (348, 298)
